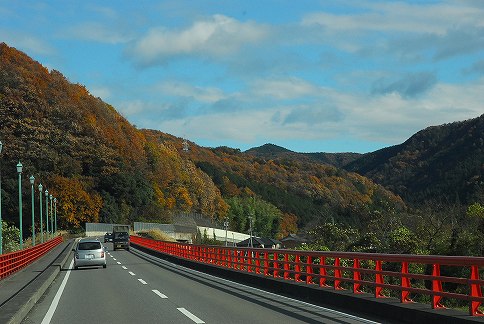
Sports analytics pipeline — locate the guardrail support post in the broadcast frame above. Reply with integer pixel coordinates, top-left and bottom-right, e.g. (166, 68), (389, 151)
(334, 257), (342, 290)
(284, 253), (290, 280)
(306, 255), (313, 284)
(353, 258), (362, 293)
(401, 261), (412, 303)
(319, 256), (328, 287)
(375, 260), (385, 298)
(432, 264), (445, 309)
(470, 265), (483, 316)
(273, 252), (279, 278)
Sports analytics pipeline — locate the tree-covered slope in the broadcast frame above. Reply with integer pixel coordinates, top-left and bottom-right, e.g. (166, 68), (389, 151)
(0, 43), (227, 230)
(345, 115), (484, 205)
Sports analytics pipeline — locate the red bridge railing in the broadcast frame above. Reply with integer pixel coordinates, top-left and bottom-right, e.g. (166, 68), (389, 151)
(130, 236), (484, 316)
(0, 236), (63, 280)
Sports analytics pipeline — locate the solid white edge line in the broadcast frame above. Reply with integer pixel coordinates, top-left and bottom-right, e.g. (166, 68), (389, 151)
(177, 308), (205, 324)
(134, 248), (380, 324)
(128, 271), (136, 276)
(138, 278), (147, 284)
(152, 289), (168, 299)
(41, 258), (74, 324)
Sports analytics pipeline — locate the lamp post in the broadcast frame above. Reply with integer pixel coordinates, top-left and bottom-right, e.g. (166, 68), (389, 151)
(0, 140), (3, 254)
(49, 194), (53, 236)
(224, 218), (229, 247)
(39, 183), (43, 243)
(17, 161), (23, 249)
(54, 198), (57, 233)
(248, 215), (253, 248)
(45, 189), (49, 239)
(30, 175), (35, 246)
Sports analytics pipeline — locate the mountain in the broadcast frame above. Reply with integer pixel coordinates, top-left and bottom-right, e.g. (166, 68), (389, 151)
(0, 42), (405, 238)
(246, 143), (361, 168)
(146, 132), (405, 228)
(345, 115), (484, 205)
(0, 42), (227, 230)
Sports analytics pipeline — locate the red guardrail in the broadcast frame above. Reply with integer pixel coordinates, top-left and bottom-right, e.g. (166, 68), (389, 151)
(130, 235), (484, 316)
(0, 236), (63, 280)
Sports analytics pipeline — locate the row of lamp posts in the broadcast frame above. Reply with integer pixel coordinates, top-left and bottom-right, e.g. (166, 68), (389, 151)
(0, 141), (58, 254)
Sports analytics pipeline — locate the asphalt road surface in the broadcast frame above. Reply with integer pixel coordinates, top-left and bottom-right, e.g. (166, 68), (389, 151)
(22, 241), (381, 324)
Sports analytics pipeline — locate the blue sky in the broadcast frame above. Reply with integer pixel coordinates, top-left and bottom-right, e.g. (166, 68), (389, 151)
(1, 1), (483, 153)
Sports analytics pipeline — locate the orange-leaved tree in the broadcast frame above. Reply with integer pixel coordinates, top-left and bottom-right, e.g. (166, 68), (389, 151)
(50, 175), (102, 229)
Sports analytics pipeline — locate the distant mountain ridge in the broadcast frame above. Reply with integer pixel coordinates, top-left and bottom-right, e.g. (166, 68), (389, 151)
(345, 115), (484, 205)
(246, 143), (361, 168)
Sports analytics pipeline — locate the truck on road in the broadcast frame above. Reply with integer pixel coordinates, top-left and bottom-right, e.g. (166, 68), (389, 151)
(112, 225), (130, 251)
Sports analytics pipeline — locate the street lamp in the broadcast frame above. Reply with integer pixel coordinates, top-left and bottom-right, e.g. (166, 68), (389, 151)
(30, 175), (35, 246)
(224, 218), (229, 247)
(54, 198), (57, 233)
(17, 161), (23, 249)
(0, 140), (3, 254)
(49, 194), (53, 236)
(39, 183), (43, 243)
(248, 215), (253, 248)
(45, 189), (49, 239)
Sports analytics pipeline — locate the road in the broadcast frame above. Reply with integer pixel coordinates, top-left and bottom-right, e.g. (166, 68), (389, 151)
(22, 240), (381, 324)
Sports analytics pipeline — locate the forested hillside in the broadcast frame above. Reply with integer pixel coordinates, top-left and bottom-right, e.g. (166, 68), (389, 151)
(0, 43), (227, 231)
(0, 42), (404, 240)
(345, 115), (484, 205)
(144, 131), (406, 233)
(246, 143), (361, 168)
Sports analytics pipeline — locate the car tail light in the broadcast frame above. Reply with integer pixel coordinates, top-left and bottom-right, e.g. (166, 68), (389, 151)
(101, 251), (104, 258)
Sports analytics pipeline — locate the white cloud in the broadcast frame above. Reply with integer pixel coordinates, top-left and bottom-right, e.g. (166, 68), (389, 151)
(89, 86), (111, 100)
(63, 22), (133, 44)
(0, 30), (54, 55)
(302, 1), (483, 35)
(143, 77), (484, 148)
(250, 78), (322, 100)
(127, 15), (270, 65)
(155, 82), (226, 103)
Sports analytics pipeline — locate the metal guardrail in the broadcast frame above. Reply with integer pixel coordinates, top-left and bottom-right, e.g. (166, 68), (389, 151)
(130, 235), (484, 317)
(0, 236), (63, 280)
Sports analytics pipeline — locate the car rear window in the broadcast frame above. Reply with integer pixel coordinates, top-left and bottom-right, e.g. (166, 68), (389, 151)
(78, 242), (102, 250)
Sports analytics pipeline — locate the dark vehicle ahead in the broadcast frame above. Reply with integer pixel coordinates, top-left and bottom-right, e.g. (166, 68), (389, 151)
(104, 232), (113, 243)
(104, 233), (113, 243)
(112, 225), (130, 251)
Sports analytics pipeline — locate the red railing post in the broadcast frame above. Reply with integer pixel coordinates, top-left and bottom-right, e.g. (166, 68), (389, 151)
(401, 261), (412, 303)
(284, 253), (290, 280)
(295, 254), (302, 282)
(470, 265), (483, 315)
(432, 264), (445, 309)
(306, 255), (313, 284)
(353, 258), (362, 293)
(334, 257), (342, 290)
(273, 252), (279, 278)
(255, 251), (261, 274)
(319, 256), (328, 287)
(375, 260), (385, 298)
(264, 252), (270, 276)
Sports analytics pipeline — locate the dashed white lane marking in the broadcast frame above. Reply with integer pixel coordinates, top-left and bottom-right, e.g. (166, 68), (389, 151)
(113, 258), (117, 261)
(177, 308), (205, 324)
(128, 271), (136, 276)
(152, 289), (168, 299)
(122, 266), (127, 269)
(138, 279), (147, 285)
(41, 259), (74, 324)
(117, 261), (121, 264)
